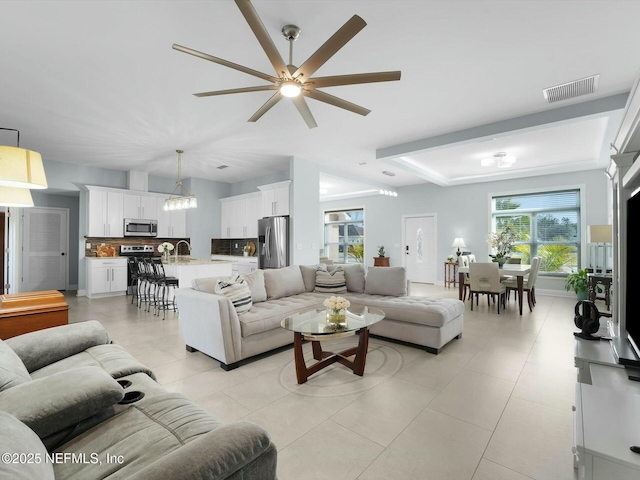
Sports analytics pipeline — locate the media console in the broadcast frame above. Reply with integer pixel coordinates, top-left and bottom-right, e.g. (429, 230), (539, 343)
(574, 337), (640, 479)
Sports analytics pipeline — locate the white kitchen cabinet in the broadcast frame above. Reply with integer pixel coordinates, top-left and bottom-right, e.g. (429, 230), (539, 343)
(220, 192), (261, 238)
(123, 193), (157, 220)
(157, 207), (186, 238)
(86, 187), (124, 237)
(258, 181), (291, 217)
(86, 258), (128, 298)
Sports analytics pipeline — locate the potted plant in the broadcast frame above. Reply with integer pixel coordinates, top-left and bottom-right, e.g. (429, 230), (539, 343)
(374, 245), (389, 267)
(566, 268), (589, 300)
(486, 226), (516, 267)
(243, 244), (251, 257)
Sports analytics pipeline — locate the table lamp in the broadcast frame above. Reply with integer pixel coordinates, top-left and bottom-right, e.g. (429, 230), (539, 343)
(587, 225), (612, 273)
(452, 238), (466, 257)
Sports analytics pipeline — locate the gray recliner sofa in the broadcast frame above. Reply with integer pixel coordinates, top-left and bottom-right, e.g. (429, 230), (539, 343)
(0, 321), (277, 480)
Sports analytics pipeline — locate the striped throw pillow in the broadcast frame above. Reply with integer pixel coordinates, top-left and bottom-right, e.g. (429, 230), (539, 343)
(314, 268), (347, 294)
(215, 275), (253, 315)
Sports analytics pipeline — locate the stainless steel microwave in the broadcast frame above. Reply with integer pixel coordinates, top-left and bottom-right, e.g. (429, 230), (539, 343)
(124, 219), (158, 237)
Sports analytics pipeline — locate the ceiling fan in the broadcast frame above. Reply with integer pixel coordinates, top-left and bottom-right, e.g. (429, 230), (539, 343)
(172, 0), (401, 129)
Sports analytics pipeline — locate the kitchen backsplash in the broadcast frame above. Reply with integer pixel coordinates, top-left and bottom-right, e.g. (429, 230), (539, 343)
(211, 238), (258, 256)
(85, 237), (191, 257)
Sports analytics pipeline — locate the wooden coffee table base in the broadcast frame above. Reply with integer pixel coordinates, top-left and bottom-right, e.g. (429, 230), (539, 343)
(293, 327), (370, 384)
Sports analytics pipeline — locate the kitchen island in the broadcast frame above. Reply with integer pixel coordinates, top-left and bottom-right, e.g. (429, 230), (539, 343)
(162, 257), (232, 290)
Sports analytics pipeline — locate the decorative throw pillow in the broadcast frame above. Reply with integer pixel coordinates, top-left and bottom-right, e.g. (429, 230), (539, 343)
(314, 268), (347, 294)
(215, 275), (253, 315)
(364, 267), (408, 296)
(263, 266), (306, 299)
(241, 269), (267, 303)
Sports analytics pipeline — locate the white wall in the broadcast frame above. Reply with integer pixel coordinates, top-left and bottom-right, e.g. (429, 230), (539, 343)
(319, 169), (609, 291)
(290, 157), (321, 265)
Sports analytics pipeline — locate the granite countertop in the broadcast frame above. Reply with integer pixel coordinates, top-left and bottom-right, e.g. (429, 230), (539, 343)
(162, 256), (232, 265)
(86, 256), (126, 260)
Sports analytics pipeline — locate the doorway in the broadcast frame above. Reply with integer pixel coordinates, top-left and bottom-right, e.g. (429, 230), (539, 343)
(403, 214), (436, 284)
(21, 207), (69, 292)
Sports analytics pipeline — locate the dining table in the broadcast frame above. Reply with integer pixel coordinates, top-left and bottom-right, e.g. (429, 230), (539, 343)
(458, 264), (532, 315)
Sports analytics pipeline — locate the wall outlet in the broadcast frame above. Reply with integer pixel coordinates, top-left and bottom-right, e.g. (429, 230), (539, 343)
(394, 243), (400, 248)
(101, 243), (106, 246)
(297, 243), (303, 250)
(311, 243), (318, 250)
(235, 243), (238, 248)
(86, 243), (91, 249)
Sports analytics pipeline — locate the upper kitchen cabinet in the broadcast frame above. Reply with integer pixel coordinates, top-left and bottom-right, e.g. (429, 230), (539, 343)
(157, 207), (186, 238)
(123, 193), (157, 220)
(220, 192), (261, 239)
(258, 180), (291, 217)
(86, 186), (124, 237)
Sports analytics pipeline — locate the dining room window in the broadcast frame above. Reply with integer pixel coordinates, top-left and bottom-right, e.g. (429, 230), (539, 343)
(491, 189), (580, 274)
(323, 209), (364, 264)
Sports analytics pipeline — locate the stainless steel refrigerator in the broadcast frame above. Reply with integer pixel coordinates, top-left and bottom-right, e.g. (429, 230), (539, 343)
(258, 216), (289, 269)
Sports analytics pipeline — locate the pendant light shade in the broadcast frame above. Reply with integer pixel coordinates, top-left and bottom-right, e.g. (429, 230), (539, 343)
(0, 186), (35, 207)
(0, 146), (48, 189)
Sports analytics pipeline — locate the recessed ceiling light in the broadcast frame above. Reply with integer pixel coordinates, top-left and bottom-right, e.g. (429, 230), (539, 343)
(217, 165), (228, 169)
(382, 170), (395, 176)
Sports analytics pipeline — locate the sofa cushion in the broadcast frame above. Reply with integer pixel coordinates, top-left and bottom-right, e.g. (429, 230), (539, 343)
(299, 265), (317, 292)
(329, 263), (366, 293)
(263, 266), (306, 300)
(215, 275), (253, 315)
(242, 269), (267, 303)
(0, 411), (55, 480)
(29, 343), (156, 381)
(345, 293), (464, 328)
(0, 340), (31, 392)
(238, 292), (325, 337)
(314, 268), (347, 294)
(364, 267), (408, 296)
(52, 393), (224, 480)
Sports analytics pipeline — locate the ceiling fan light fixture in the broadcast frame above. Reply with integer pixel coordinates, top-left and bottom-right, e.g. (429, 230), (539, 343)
(280, 81), (301, 98)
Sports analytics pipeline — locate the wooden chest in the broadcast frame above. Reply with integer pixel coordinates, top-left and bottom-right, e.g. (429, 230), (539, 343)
(0, 290), (69, 340)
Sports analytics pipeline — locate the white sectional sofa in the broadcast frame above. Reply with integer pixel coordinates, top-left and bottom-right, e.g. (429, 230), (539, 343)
(174, 264), (465, 370)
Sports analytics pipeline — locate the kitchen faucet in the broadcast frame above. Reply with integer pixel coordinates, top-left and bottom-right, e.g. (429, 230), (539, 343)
(175, 240), (192, 259)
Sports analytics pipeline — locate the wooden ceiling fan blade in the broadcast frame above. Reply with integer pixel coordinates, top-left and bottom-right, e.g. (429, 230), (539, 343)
(194, 85), (279, 97)
(173, 44), (278, 83)
(234, 0), (290, 79)
(309, 71), (401, 88)
(292, 96), (318, 129)
(248, 92), (283, 122)
(304, 89), (370, 116)
(293, 15), (366, 80)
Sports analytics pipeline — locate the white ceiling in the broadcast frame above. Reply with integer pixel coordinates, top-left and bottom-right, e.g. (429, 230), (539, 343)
(2, 1), (640, 194)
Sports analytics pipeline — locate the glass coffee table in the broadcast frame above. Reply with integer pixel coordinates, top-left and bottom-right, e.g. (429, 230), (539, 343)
(281, 305), (385, 384)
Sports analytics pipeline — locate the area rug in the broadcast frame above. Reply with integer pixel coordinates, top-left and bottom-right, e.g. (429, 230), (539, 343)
(278, 339), (403, 397)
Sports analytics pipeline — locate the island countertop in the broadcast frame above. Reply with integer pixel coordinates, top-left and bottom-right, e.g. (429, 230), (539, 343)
(162, 256), (233, 265)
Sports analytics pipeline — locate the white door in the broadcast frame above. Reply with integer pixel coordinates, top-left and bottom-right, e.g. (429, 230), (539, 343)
(21, 207), (69, 292)
(404, 215), (436, 284)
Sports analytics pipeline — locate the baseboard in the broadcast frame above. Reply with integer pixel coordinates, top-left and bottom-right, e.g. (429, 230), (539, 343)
(68, 284), (78, 291)
(76, 289), (86, 297)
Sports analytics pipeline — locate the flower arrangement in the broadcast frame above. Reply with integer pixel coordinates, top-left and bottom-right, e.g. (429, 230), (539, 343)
(323, 296), (350, 323)
(158, 242), (174, 260)
(243, 244), (251, 253)
(486, 227), (516, 264)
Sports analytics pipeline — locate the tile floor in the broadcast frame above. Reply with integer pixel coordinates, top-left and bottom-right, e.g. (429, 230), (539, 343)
(65, 284), (580, 480)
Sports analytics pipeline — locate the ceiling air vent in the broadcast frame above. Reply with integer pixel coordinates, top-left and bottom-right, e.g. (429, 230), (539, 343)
(216, 165), (228, 169)
(543, 74), (599, 103)
(382, 170), (396, 176)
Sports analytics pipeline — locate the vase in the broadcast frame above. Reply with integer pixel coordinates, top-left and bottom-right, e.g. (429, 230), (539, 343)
(326, 308), (347, 325)
(163, 251), (170, 262)
(243, 251), (249, 257)
(492, 257), (506, 268)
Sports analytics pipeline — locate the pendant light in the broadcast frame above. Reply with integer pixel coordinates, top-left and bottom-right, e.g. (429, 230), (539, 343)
(164, 150), (197, 211)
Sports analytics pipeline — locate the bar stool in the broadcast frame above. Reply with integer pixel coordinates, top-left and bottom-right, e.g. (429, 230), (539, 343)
(151, 258), (179, 319)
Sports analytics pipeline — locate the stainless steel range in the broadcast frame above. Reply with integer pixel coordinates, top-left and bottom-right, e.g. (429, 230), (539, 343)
(120, 245), (155, 293)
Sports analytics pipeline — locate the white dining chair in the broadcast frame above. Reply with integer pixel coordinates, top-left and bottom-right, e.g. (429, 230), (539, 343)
(503, 256), (540, 312)
(469, 262), (507, 314)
